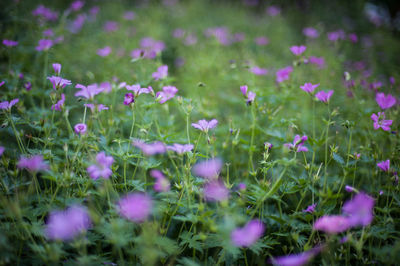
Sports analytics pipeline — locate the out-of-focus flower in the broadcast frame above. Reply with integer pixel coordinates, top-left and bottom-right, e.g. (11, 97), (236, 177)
(3, 39), (18, 47)
(345, 185), (357, 193)
(191, 119), (218, 133)
(375, 92), (396, 110)
(231, 220), (264, 247)
(342, 192), (374, 227)
(284, 135), (308, 152)
(270, 246), (322, 266)
(233, 32), (245, 42)
(45, 205), (91, 241)
(150, 170), (170, 192)
(36, 39), (53, 51)
(313, 215), (351, 234)
(32, 5), (58, 21)
(74, 123), (87, 135)
(167, 143), (194, 154)
(97, 46), (112, 57)
(103, 21), (119, 32)
(315, 90), (333, 103)
(348, 33), (358, 43)
(192, 158), (222, 179)
(0, 98), (19, 110)
(152, 65), (168, 80)
(266, 6), (281, 16)
(70, 0), (84, 11)
(276, 66), (293, 83)
(0, 81), (4, 87)
(309, 56), (325, 68)
(0, 146), (4, 156)
(184, 34), (197, 46)
(52, 63), (61, 75)
(156, 86), (178, 104)
(328, 30), (345, 42)
(118, 193), (152, 222)
(47, 76), (72, 90)
(238, 183), (246, 191)
(389, 77), (395, 85)
(303, 27), (319, 38)
(371, 112), (392, 131)
(17, 155), (49, 172)
(249, 66), (268, 76)
(303, 203), (316, 213)
(75, 84), (103, 99)
(290, 45), (306, 56)
(173, 28), (185, 38)
(123, 11), (135, 20)
(377, 159), (390, 172)
(239, 85), (256, 104)
(132, 140), (166, 156)
(126, 84), (153, 97)
(69, 14), (86, 34)
(254, 36), (269, 46)
(84, 103), (109, 112)
(51, 94), (65, 111)
(87, 152), (114, 180)
(300, 82), (319, 94)
(204, 180), (229, 202)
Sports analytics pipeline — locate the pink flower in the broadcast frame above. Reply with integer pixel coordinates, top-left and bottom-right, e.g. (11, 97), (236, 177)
(97, 46), (112, 57)
(68, 14), (86, 34)
(126, 84), (153, 97)
(309, 56), (325, 68)
(231, 220), (265, 247)
(266, 6), (281, 16)
(0, 146), (4, 156)
(0, 98), (19, 110)
(315, 90), (333, 103)
(32, 5), (58, 21)
(35, 39), (53, 51)
(103, 21), (119, 32)
(237, 183), (246, 191)
(70, 0), (84, 11)
(342, 192), (374, 227)
(192, 158), (222, 179)
(300, 83), (319, 94)
(348, 33), (358, 43)
(377, 159), (390, 172)
(75, 84), (103, 99)
(240, 85), (256, 104)
(290, 45), (306, 56)
(191, 119), (218, 133)
(167, 143), (194, 154)
(17, 155), (49, 172)
(249, 66), (268, 76)
(270, 247), (322, 266)
(47, 76), (72, 90)
(375, 92), (396, 110)
(52, 63), (61, 75)
(51, 94), (65, 111)
(150, 170), (170, 192)
(3, 39), (18, 47)
(87, 152), (114, 180)
(284, 135), (308, 152)
(254, 36), (269, 46)
(303, 203), (316, 213)
(84, 103), (109, 112)
(118, 193), (152, 222)
(203, 180), (229, 202)
(345, 185), (356, 193)
(152, 65), (168, 80)
(74, 123), (87, 135)
(303, 27), (319, 38)
(132, 140), (166, 156)
(124, 93), (134, 105)
(45, 205), (91, 241)
(276, 66), (293, 83)
(371, 112), (392, 131)
(156, 86), (178, 104)
(313, 215), (351, 234)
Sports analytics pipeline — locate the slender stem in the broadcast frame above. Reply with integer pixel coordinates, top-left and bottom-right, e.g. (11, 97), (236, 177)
(186, 112), (191, 144)
(129, 104), (135, 140)
(323, 103), (331, 193)
(248, 103), (256, 174)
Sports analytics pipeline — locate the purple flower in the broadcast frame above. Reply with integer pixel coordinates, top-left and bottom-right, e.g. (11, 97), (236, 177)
(99, 82), (112, 93)
(173, 28), (185, 38)
(150, 170), (170, 192)
(303, 203), (316, 213)
(371, 112), (392, 131)
(389, 77), (395, 85)
(132, 140), (166, 156)
(3, 39), (18, 47)
(17, 155), (49, 172)
(377, 159), (390, 172)
(345, 185), (356, 193)
(184, 34), (198, 46)
(0, 81), (4, 87)
(70, 0), (84, 11)
(192, 158), (222, 179)
(124, 93), (135, 105)
(300, 82), (319, 94)
(348, 33), (358, 43)
(0, 146), (4, 156)
(328, 30), (345, 42)
(118, 193), (152, 222)
(167, 143), (194, 154)
(104, 21), (119, 32)
(276, 66), (293, 83)
(342, 192), (374, 227)
(266, 6), (281, 16)
(254, 36), (269, 46)
(233, 32), (245, 42)
(123, 11), (135, 20)
(0, 98), (19, 110)
(191, 119), (218, 133)
(87, 152), (114, 180)
(313, 215), (351, 234)
(309, 56), (325, 69)
(240, 85), (256, 104)
(74, 123), (87, 135)
(284, 135), (308, 152)
(249, 66), (268, 76)
(231, 220), (265, 247)
(204, 180), (229, 202)
(68, 14), (86, 34)
(126, 84), (153, 97)
(156, 86), (178, 104)
(271, 247), (322, 266)
(75, 84), (103, 99)
(237, 183), (246, 191)
(51, 94), (65, 111)
(35, 39), (53, 51)
(315, 90), (333, 103)
(47, 76), (72, 90)
(97, 46), (112, 57)
(52, 63), (61, 75)
(290, 45), (306, 56)
(375, 92), (396, 110)
(84, 103), (109, 112)
(32, 5), (58, 21)
(303, 27), (319, 38)
(45, 205), (91, 241)
(152, 65), (168, 80)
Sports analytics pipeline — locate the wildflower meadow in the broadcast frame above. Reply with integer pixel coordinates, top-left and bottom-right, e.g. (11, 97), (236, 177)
(1, 0), (400, 265)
